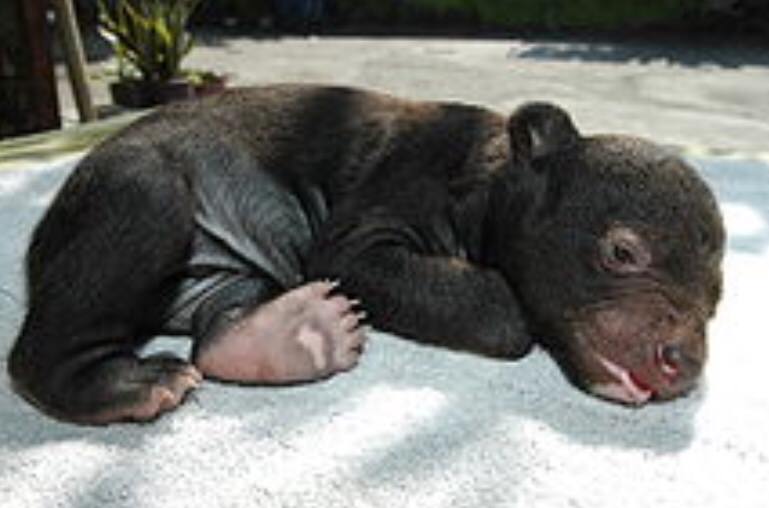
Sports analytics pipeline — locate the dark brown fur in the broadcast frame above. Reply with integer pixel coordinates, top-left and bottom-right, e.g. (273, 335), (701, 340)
(8, 85), (724, 423)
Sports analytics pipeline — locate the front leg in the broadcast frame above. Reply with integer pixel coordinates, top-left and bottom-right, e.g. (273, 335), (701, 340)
(306, 226), (532, 359)
(193, 281), (366, 384)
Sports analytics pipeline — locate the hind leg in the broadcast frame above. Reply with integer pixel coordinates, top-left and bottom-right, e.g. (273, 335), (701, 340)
(10, 350), (203, 425)
(194, 280), (368, 384)
(8, 150), (200, 425)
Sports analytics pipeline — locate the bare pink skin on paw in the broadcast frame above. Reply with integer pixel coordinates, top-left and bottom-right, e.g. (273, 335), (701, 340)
(88, 363), (202, 425)
(194, 281), (368, 384)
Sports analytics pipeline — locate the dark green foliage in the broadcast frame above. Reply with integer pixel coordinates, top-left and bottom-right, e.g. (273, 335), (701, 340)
(471, 0), (705, 29)
(333, 0), (706, 30)
(98, 0), (201, 82)
(193, 0), (272, 24)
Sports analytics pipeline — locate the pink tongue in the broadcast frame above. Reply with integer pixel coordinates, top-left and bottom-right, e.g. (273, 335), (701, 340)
(593, 355), (653, 405)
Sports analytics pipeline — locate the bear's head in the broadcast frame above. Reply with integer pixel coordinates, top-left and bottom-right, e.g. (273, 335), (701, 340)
(494, 104), (725, 405)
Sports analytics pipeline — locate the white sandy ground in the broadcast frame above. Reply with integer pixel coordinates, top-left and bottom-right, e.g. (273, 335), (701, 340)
(0, 152), (767, 508)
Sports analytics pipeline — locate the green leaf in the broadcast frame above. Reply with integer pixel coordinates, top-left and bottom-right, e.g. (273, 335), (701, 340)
(97, 0), (201, 83)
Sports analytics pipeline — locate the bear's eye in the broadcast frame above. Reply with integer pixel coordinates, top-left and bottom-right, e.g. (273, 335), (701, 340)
(599, 226), (651, 274)
(611, 244), (636, 265)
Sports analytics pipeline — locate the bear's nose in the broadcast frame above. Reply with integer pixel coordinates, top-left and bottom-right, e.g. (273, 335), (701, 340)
(657, 344), (683, 380)
(657, 342), (704, 381)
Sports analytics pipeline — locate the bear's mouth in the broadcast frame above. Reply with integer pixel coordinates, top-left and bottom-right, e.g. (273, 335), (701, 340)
(589, 353), (654, 405)
(565, 300), (706, 405)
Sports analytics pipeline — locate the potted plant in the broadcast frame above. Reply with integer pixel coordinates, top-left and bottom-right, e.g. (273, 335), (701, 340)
(98, 0), (204, 107)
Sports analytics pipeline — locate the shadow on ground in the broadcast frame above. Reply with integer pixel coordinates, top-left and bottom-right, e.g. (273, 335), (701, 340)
(514, 38), (769, 68)
(4, 154), (767, 481)
(695, 157), (769, 254)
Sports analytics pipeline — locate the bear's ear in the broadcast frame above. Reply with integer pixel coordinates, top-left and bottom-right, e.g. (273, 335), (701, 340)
(507, 102), (581, 163)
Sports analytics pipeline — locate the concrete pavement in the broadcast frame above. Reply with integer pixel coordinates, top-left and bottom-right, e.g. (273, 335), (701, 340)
(2, 34), (766, 508)
(57, 33), (769, 157)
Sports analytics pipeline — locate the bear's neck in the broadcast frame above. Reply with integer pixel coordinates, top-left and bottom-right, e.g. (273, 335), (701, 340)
(480, 164), (547, 272)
